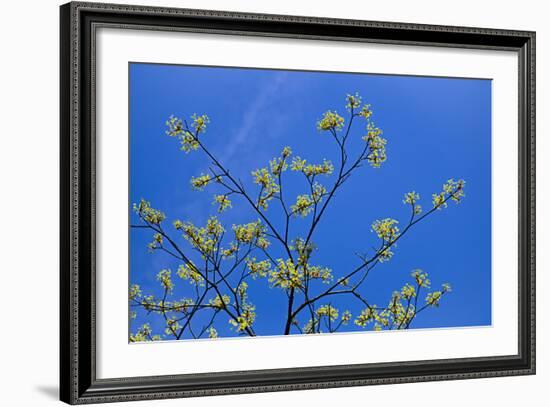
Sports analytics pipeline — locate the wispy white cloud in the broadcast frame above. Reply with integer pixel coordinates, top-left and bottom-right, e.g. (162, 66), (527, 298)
(176, 72), (290, 222)
(219, 72), (289, 165)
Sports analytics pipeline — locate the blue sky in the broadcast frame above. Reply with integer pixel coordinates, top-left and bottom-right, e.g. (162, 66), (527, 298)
(129, 62), (492, 340)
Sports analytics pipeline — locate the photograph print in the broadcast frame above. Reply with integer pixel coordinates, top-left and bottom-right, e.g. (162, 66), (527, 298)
(129, 63), (491, 342)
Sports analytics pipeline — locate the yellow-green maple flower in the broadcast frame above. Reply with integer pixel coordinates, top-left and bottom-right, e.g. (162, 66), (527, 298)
(345, 92), (362, 111)
(165, 115), (202, 152)
(191, 113), (210, 134)
(316, 304), (339, 321)
(362, 121), (387, 168)
(432, 179), (466, 209)
(190, 173), (212, 191)
(133, 199), (166, 224)
(246, 258), (271, 278)
(401, 283), (416, 299)
(303, 160), (334, 177)
(292, 238), (315, 267)
(157, 269), (174, 292)
(165, 317), (181, 336)
(229, 304), (256, 332)
(221, 243), (238, 259)
(290, 156), (307, 171)
(426, 291), (443, 307)
(129, 284), (142, 300)
(208, 327), (218, 339)
(341, 310), (352, 325)
(411, 269), (431, 288)
(251, 168), (280, 210)
(209, 294), (231, 310)
(269, 146), (292, 176)
(403, 191), (420, 205)
(371, 218), (400, 241)
(213, 194), (232, 212)
(269, 259), (303, 289)
(355, 306), (378, 327)
(130, 323), (158, 342)
(233, 220), (269, 248)
(317, 110), (345, 131)
(291, 194), (314, 217)
(358, 104), (373, 119)
(177, 262), (204, 286)
(165, 115), (184, 137)
(306, 265), (333, 284)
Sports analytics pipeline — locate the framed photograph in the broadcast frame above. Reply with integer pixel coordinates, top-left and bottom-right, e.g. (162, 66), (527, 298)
(60, 1), (535, 404)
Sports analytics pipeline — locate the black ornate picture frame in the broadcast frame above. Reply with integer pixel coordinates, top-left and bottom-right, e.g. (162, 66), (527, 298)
(60, 2), (535, 404)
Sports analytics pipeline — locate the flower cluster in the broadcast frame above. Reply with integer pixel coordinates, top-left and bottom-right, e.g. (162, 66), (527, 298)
(383, 291), (415, 327)
(345, 93), (362, 111)
(208, 327), (218, 339)
(290, 156), (334, 178)
(401, 283), (416, 299)
(213, 194), (232, 212)
(411, 269), (431, 288)
(317, 111), (345, 131)
(269, 146), (292, 176)
(290, 156), (307, 171)
(372, 218), (400, 242)
(426, 283), (451, 307)
(165, 115), (183, 137)
(292, 238), (315, 267)
(432, 179), (466, 209)
(269, 259), (303, 289)
(403, 191), (422, 215)
(345, 92), (372, 119)
(304, 160), (334, 177)
(291, 194), (314, 217)
(165, 115), (200, 153)
(157, 269), (174, 292)
(209, 294), (231, 309)
(170, 298), (195, 313)
(425, 291), (443, 306)
(133, 199), (165, 224)
(229, 304), (256, 332)
(147, 233), (163, 252)
(130, 323), (161, 342)
(221, 243), (238, 259)
(341, 310), (352, 325)
(305, 265), (333, 284)
(362, 121), (387, 168)
(316, 304), (339, 321)
(177, 262), (204, 286)
(354, 306), (379, 327)
(378, 247), (394, 262)
(138, 294), (158, 312)
(228, 283), (256, 332)
(165, 317), (181, 336)
(246, 258), (271, 278)
(190, 173), (212, 191)
(191, 113), (210, 134)
(312, 182), (327, 203)
(358, 104), (373, 119)
(352, 269), (453, 331)
(251, 168), (280, 210)
(269, 157), (288, 176)
(129, 284), (142, 300)
(181, 217), (224, 256)
(232, 220), (269, 249)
